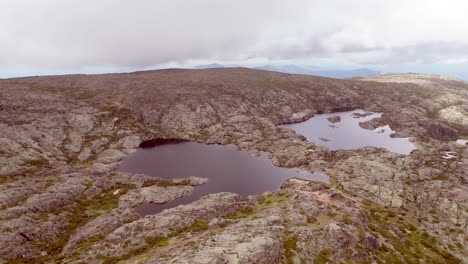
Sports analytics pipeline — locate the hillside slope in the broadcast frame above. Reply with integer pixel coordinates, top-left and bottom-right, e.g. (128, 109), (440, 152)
(0, 68), (466, 263)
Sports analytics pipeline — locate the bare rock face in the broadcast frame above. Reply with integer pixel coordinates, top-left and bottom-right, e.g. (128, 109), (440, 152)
(64, 131), (83, 153)
(288, 109), (315, 123)
(0, 69), (466, 263)
(0, 186), (36, 209)
(67, 113), (96, 134)
(327, 116), (341, 123)
(90, 137), (110, 152)
(121, 135), (141, 149)
(72, 192), (252, 263)
(62, 207), (139, 254)
(173, 176), (208, 186)
(439, 105), (468, 127)
(421, 121), (459, 141)
(77, 147), (92, 162)
(118, 185), (194, 208)
(96, 149), (126, 164)
(359, 118), (382, 130)
(151, 227), (282, 264)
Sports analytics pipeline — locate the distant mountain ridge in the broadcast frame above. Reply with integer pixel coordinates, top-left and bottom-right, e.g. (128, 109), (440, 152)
(190, 64), (379, 79)
(254, 65), (379, 79)
(192, 63), (226, 69)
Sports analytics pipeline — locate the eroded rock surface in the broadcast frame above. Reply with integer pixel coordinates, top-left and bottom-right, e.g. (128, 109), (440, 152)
(0, 69), (466, 263)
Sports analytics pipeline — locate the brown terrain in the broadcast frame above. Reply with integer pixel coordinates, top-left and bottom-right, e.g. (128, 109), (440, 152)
(0, 68), (467, 263)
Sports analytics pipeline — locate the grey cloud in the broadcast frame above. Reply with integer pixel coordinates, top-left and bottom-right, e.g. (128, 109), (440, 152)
(1, 0), (468, 76)
(389, 42), (468, 64)
(257, 38), (330, 60)
(346, 42), (468, 69)
(0, 0), (302, 71)
(340, 44), (384, 53)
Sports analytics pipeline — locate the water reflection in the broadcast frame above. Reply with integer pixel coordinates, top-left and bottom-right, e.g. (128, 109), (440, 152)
(281, 109), (416, 155)
(118, 142), (328, 216)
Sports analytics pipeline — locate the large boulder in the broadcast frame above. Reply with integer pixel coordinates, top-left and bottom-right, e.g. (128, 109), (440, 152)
(96, 149), (126, 164)
(118, 185), (193, 208)
(121, 135), (141, 149)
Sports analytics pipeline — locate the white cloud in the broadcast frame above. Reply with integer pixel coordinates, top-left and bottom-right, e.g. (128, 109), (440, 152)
(1, 0), (468, 76)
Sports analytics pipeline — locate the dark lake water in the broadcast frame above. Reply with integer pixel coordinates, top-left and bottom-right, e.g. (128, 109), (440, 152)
(281, 109), (416, 155)
(118, 142), (328, 216)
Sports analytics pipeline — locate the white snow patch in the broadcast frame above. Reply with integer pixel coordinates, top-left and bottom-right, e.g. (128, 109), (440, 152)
(442, 151), (457, 159)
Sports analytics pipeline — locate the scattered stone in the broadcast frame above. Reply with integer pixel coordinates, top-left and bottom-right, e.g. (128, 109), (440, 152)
(352, 112), (374, 118)
(327, 116), (341, 123)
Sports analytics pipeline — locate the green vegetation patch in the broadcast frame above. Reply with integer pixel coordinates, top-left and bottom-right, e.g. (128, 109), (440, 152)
(362, 200), (461, 263)
(98, 219), (210, 264)
(99, 236), (170, 264)
(282, 234), (300, 264)
(70, 159), (95, 169)
(142, 179), (191, 188)
(186, 219), (209, 233)
(23, 158), (49, 169)
(313, 249), (331, 264)
(32, 183), (136, 262)
(80, 235), (105, 250)
(170, 219), (210, 238)
(146, 236), (170, 247)
(257, 192), (289, 209)
(224, 206), (256, 220)
(85, 183), (135, 216)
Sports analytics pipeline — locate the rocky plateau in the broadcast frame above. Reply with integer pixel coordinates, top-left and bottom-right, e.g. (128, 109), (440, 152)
(0, 69), (467, 263)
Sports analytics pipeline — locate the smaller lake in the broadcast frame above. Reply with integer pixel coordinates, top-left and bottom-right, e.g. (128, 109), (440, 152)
(118, 142), (328, 216)
(281, 109), (416, 155)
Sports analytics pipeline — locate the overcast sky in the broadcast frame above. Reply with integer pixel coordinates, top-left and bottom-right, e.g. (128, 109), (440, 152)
(1, 0), (468, 79)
